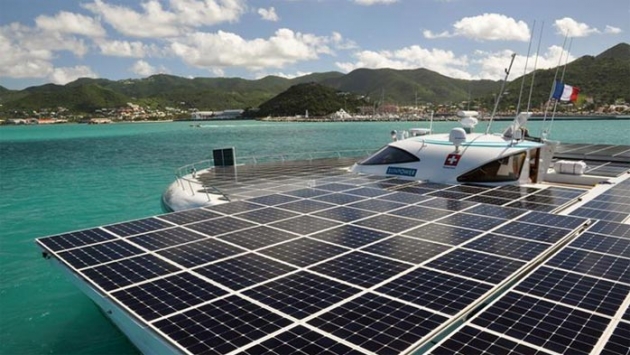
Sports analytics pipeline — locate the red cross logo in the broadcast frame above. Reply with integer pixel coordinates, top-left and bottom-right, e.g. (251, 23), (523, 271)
(444, 153), (461, 167)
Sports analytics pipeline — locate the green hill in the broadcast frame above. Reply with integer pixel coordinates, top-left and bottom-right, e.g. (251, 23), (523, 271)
(252, 82), (368, 117)
(494, 42), (630, 111)
(0, 42), (627, 115)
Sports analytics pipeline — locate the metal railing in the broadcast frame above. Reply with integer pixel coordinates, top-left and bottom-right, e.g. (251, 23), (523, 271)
(173, 149), (376, 200)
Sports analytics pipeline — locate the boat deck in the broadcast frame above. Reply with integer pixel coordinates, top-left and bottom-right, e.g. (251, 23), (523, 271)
(35, 144), (630, 354)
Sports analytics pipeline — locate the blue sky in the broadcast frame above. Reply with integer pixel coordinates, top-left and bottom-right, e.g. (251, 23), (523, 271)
(1, 0), (628, 90)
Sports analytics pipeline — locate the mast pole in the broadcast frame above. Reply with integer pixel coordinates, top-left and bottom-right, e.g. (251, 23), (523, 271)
(485, 53), (516, 135)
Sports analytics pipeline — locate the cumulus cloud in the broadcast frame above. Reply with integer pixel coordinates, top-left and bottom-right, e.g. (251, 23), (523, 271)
(472, 45), (576, 80)
(336, 45), (472, 79)
(82, 0), (246, 38)
(258, 7), (279, 21)
(553, 18), (599, 37)
(49, 65), (98, 85)
(256, 71), (312, 79)
(170, 29), (333, 70)
(424, 13), (530, 41)
(130, 60), (158, 76)
(97, 39), (161, 58)
(35, 11), (106, 37)
(353, 0), (398, 5)
(604, 25), (621, 34)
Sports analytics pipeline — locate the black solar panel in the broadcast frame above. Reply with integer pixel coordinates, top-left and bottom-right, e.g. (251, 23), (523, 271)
(103, 217), (174, 237)
(307, 293), (448, 354)
(36, 162), (629, 355)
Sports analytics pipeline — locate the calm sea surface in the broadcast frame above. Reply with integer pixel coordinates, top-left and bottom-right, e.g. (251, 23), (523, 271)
(1, 119), (628, 354)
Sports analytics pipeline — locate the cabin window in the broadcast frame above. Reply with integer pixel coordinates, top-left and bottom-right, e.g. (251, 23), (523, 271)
(360, 146), (419, 165)
(457, 152), (527, 183)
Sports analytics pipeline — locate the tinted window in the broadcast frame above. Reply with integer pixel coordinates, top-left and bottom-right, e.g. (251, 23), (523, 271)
(457, 152), (526, 183)
(360, 146), (419, 165)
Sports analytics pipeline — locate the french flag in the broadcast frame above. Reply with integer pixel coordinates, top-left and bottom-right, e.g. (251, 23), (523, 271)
(552, 80), (580, 102)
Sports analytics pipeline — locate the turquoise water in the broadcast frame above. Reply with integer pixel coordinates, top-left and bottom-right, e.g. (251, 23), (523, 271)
(1, 119), (628, 354)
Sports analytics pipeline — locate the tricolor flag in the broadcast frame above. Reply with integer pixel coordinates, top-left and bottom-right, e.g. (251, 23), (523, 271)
(552, 80), (580, 102)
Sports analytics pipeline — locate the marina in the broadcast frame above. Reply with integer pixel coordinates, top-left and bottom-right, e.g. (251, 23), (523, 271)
(28, 117), (630, 354)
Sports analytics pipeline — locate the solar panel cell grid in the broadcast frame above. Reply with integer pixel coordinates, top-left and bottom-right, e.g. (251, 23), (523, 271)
(158, 208), (222, 225)
(361, 236), (452, 264)
(310, 225), (391, 249)
(238, 325), (367, 355)
(309, 251), (412, 288)
(111, 272), (228, 321)
(258, 237), (348, 268)
(58, 239), (144, 269)
(471, 292), (610, 355)
(353, 214), (426, 234)
(38, 228), (117, 252)
(403, 223), (482, 245)
(81, 254), (182, 291)
(462, 233), (550, 261)
(425, 249), (525, 284)
(153, 295), (293, 355)
(312, 206), (377, 223)
(243, 271), (361, 319)
(545, 248), (630, 284)
(269, 215), (341, 235)
(234, 207), (300, 224)
(569, 232), (630, 257)
(127, 227), (207, 251)
(187, 216), (257, 237)
(428, 325), (552, 355)
(375, 268), (493, 316)
(156, 238), (246, 268)
(193, 253), (296, 291)
(103, 218), (174, 237)
(307, 293), (448, 354)
(513, 266), (630, 316)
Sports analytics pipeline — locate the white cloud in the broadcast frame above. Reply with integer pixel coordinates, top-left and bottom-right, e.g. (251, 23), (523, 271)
(353, 0), (398, 5)
(336, 45), (472, 79)
(49, 66), (98, 85)
(255, 71), (312, 79)
(424, 13), (530, 41)
(170, 29), (333, 70)
(553, 18), (599, 37)
(97, 39), (160, 58)
(473, 45), (576, 80)
(258, 7), (279, 22)
(0, 23), (90, 79)
(82, 0), (247, 38)
(35, 11), (106, 37)
(331, 31), (358, 50)
(604, 25), (622, 34)
(130, 60), (157, 76)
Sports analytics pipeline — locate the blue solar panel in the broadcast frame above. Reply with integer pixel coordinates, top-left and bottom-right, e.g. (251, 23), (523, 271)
(602, 321), (630, 355)
(309, 251), (412, 288)
(193, 253), (296, 291)
(376, 268), (493, 315)
(259, 237), (348, 267)
(403, 223), (482, 245)
(308, 293), (448, 354)
(471, 292), (610, 355)
(545, 248), (630, 283)
(569, 232), (630, 257)
(310, 224), (391, 248)
(243, 271), (361, 319)
(463, 233), (550, 261)
(127, 227), (207, 251)
(361, 236), (451, 264)
(153, 295), (292, 355)
(39, 228), (117, 252)
(112, 272), (228, 321)
(239, 325), (365, 355)
(428, 325), (549, 355)
(103, 217), (173, 237)
(426, 249), (525, 284)
(312, 206), (377, 223)
(156, 238), (246, 268)
(58, 239), (144, 269)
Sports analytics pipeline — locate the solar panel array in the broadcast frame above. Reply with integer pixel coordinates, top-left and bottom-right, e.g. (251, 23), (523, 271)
(427, 219), (630, 355)
(38, 170), (602, 355)
(554, 143), (630, 163)
(569, 178), (630, 223)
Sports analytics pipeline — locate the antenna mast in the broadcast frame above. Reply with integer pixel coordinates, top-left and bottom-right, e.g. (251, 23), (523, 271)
(485, 53), (516, 134)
